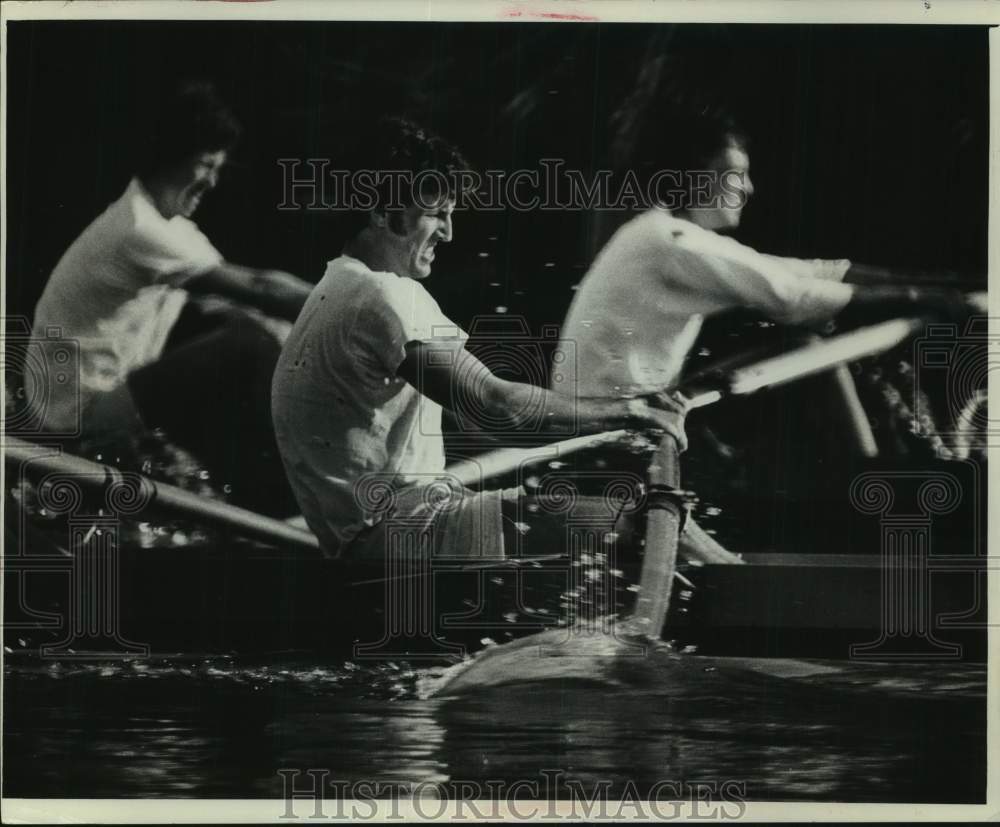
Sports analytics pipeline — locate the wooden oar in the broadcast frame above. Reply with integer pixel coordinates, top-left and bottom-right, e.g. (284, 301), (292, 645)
(3, 314), (946, 560)
(3, 436), (321, 552)
(428, 313), (950, 694)
(445, 315), (933, 486)
(623, 434), (682, 638)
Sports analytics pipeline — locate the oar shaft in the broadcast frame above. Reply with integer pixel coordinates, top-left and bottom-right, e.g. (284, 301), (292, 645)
(627, 437), (682, 636)
(443, 315), (932, 486)
(4, 436), (320, 552)
(727, 317), (927, 395)
(446, 429), (630, 488)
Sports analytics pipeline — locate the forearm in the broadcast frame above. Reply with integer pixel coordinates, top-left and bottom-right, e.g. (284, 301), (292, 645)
(245, 268), (313, 320)
(481, 381), (652, 436)
(402, 341), (685, 447)
(187, 263), (312, 321)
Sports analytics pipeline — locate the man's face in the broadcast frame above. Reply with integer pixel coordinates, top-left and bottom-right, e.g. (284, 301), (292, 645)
(158, 150), (227, 219)
(687, 140), (754, 232)
(378, 197), (455, 280)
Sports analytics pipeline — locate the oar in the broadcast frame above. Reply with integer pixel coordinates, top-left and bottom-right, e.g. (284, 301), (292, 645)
(427, 315), (946, 694)
(3, 436), (321, 552)
(2, 314), (944, 559)
(444, 315), (933, 487)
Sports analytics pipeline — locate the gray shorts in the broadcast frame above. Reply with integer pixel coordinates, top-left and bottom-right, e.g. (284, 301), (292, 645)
(345, 480), (633, 564)
(346, 481), (512, 563)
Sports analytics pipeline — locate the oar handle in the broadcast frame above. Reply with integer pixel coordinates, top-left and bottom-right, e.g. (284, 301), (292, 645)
(444, 314), (938, 486)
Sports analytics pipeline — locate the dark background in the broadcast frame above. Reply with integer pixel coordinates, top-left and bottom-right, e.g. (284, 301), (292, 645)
(4, 21), (990, 548)
(5, 22), (989, 334)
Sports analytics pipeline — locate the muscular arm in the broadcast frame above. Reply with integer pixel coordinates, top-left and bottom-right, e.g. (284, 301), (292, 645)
(185, 262), (313, 321)
(397, 340), (689, 449)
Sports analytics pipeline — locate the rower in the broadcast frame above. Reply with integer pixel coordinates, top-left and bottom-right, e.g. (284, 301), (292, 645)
(22, 82), (314, 513)
(555, 97), (982, 561)
(270, 117), (684, 568)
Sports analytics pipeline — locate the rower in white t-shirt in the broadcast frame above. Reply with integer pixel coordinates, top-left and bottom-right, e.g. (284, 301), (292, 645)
(25, 82), (313, 442)
(556, 106), (979, 560)
(272, 118), (689, 560)
(27, 176), (226, 433)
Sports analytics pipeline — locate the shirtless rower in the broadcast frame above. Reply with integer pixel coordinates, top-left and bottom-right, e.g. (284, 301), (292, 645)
(555, 102), (979, 561)
(271, 118), (684, 563)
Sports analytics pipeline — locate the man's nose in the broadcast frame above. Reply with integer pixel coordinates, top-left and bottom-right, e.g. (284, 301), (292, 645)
(744, 174), (755, 197)
(438, 213), (453, 242)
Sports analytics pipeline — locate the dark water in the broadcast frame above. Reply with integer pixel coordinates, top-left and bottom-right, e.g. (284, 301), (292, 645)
(4, 653), (986, 803)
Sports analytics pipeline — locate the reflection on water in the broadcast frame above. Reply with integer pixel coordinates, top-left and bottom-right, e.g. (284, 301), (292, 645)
(5, 655), (986, 802)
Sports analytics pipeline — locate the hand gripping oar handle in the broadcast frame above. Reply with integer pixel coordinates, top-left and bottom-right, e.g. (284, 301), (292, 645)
(445, 315), (933, 487)
(4, 436), (321, 552)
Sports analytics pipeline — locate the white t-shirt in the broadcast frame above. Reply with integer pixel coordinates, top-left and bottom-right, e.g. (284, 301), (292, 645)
(271, 255), (466, 556)
(27, 178), (223, 432)
(556, 209), (853, 397)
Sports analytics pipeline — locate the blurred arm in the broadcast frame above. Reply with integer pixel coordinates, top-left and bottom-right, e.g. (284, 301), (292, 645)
(186, 262), (313, 321)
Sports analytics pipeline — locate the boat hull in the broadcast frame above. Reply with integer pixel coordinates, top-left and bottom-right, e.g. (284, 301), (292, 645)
(6, 527), (986, 662)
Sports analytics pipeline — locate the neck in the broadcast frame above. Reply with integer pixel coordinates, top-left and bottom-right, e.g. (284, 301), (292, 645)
(343, 229), (401, 277)
(137, 175), (176, 220)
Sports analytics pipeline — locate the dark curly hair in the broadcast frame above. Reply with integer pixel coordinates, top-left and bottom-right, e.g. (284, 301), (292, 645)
(135, 81), (242, 180)
(339, 117), (474, 239)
